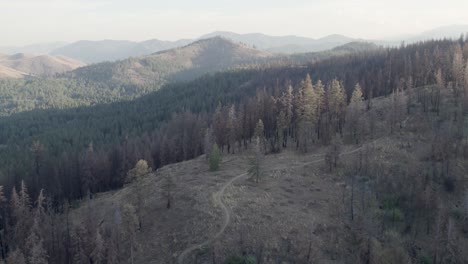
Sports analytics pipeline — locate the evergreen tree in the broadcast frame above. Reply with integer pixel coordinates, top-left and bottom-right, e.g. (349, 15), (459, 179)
(280, 85), (294, 140)
(315, 80), (326, 139)
(248, 136), (263, 183)
(204, 127), (214, 160)
(297, 74), (317, 152)
(26, 189), (48, 264)
(453, 43), (465, 98)
(276, 111), (287, 149)
(11, 181), (31, 250)
(6, 249), (26, 264)
(254, 119), (265, 153)
(315, 80), (325, 116)
(328, 79), (347, 136)
(227, 104), (238, 154)
(209, 144), (222, 171)
(213, 104), (226, 151)
(0, 186), (6, 259)
(434, 69), (444, 115)
(91, 229), (105, 264)
(163, 170), (175, 209)
(347, 83), (364, 143)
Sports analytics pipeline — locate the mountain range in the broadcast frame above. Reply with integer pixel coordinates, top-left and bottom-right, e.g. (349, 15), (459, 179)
(69, 37), (271, 86)
(50, 39), (193, 64)
(2, 25), (467, 64)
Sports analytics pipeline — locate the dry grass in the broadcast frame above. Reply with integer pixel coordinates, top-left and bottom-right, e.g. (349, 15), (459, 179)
(70, 89), (468, 263)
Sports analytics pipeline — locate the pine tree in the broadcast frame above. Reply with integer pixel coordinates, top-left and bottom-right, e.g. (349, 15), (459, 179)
(209, 144), (222, 171)
(71, 224), (91, 264)
(284, 85), (294, 136)
(315, 80), (325, 115)
(463, 63), (468, 113)
(30, 141), (45, 188)
(91, 229), (105, 264)
(121, 203), (139, 264)
(204, 127), (214, 160)
(389, 87), (407, 133)
(347, 83), (364, 143)
(297, 74), (317, 152)
(276, 111), (287, 149)
(11, 181), (31, 250)
(406, 76), (413, 114)
(6, 249), (26, 264)
(213, 103), (226, 151)
(81, 143), (96, 195)
(163, 170), (175, 209)
(227, 104), (238, 154)
(254, 119), (265, 153)
(328, 79), (347, 136)
(26, 189), (48, 264)
(0, 186), (6, 259)
(434, 69), (444, 115)
(248, 136), (263, 183)
(315, 80), (326, 139)
(453, 43), (465, 98)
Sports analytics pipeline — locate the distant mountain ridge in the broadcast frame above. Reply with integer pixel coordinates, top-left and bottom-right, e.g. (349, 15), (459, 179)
(0, 42), (68, 55)
(0, 53), (85, 78)
(50, 39), (193, 64)
(3, 25), (467, 65)
(199, 31), (357, 54)
(70, 36), (271, 86)
(409, 24), (468, 42)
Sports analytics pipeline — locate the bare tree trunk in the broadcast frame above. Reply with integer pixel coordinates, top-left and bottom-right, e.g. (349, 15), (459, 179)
(350, 175), (355, 222)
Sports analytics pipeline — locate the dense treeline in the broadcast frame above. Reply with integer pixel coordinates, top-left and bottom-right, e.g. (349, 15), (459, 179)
(0, 42), (375, 117)
(0, 77), (153, 116)
(0, 38), (467, 262)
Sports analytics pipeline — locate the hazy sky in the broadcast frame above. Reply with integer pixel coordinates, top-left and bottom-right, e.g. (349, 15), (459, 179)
(2, 0), (468, 46)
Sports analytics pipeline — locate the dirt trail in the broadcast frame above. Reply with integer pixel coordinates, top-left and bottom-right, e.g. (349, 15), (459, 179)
(177, 172), (248, 264)
(177, 140), (380, 263)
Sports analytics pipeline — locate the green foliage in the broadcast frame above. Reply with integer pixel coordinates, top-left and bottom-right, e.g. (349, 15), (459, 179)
(126, 160), (152, 184)
(209, 144), (221, 171)
(419, 254), (433, 264)
(248, 137), (262, 183)
(224, 255), (257, 264)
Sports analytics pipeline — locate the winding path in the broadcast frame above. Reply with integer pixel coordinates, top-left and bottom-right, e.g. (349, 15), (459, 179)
(177, 140), (380, 263)
(177, 172), (248, 264)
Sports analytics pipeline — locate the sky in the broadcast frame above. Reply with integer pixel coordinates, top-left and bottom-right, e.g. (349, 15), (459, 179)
(1, 0), (468, 46)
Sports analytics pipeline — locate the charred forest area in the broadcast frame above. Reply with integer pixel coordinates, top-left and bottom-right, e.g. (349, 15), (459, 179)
(0, 38), (468, 263)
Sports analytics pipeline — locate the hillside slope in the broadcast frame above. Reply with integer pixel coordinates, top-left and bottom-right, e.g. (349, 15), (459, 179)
(0, 42), (68, 55)
(70, 37), (271, 85)
(0, 64), (27, 78)
(68, 90), (468, 263)
(0, 53), (85, 78)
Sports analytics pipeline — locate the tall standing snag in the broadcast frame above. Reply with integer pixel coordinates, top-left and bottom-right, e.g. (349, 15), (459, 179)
(162, 169), (175, 209)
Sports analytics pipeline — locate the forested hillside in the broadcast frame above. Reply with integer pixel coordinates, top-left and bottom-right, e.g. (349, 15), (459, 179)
(0, 40), (377, 117)
(69, 37), (271, 85)
(0, 37), (467, 263)
(0, 39), (466, 199)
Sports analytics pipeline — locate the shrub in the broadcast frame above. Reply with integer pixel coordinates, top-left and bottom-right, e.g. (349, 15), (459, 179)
(125, 159), (152, 183)
(225, 255), (257, 264)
